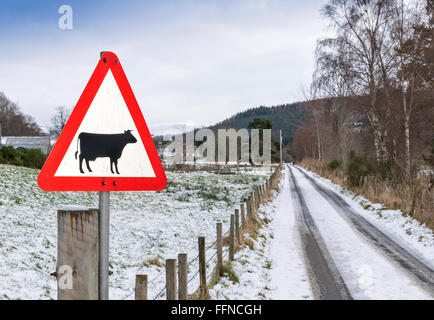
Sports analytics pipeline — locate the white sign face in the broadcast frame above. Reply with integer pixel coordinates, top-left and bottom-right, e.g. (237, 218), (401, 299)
(55, 70), (156, 178)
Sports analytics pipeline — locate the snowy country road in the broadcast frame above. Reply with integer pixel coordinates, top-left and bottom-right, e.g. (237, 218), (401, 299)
(293, 165), (434, 295)
(270, 165), (434, 300)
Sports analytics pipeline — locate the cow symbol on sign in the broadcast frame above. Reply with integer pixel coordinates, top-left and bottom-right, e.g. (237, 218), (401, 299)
(74, 130), (137, 174)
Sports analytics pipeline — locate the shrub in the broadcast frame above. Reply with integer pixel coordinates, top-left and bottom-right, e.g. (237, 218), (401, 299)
(0, 146), (46, 169)
(222, 262), (239, 283)
(328, 159), (341, 170)
(21, 149), (46, 169)
(346, 151), (372, 187)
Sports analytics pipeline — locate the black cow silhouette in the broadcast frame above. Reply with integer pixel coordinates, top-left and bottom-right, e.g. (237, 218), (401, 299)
(74, 130), (137, 174)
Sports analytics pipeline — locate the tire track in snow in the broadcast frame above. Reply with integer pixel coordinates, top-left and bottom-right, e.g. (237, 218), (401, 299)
(288, 165), (352, 300)
(294, 165), (434, 296)
(291, 165), (432, 299)
(269, 167), (313, 299)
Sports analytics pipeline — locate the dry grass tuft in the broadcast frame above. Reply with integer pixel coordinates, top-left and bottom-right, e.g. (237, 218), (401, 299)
(141, 255), (164, 268)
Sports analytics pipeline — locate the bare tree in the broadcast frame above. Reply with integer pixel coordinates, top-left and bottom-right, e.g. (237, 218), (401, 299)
(317, 0), (397, 162)
(0, 92), (42, 136)
(292, 0), (433, 191)
(388, 0), (433, 180)
(50, 106), (72, 136)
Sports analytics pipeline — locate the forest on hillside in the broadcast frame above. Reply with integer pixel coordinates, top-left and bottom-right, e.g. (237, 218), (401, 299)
(213, 103), (305, 145)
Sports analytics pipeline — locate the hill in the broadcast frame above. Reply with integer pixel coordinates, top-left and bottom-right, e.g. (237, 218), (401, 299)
(210, 102), (305, 145)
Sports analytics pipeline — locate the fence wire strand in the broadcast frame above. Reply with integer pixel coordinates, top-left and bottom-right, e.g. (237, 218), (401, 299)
(122, 288), (135, 300)
(125, 165), (280, 300)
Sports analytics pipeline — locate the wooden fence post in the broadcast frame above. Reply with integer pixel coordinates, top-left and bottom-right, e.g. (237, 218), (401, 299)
(235, 209), (240, 243)
(374, 177), (378, 197)
(135, 275), (148, 300)
(251, 193), (256, 217)
(216, 222), (223, 278)
(57, 208), (99, 300)
(166, 259), (177, 300)
(178, 254), (187, 300)
(255, 189), (260, 210)
(198, 236), (208, 298)
(420, 189), (427, 213)
(240, 203), (246, 229)
(229, 214), (235, 261)
(410, 185), (418, 216)
(252, 193), (256, 217)
(431, 190), (434, 212)
(246, 196), (252, 221)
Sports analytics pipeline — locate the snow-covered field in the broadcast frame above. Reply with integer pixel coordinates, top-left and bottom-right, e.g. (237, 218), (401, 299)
(0, 164), (269, 300)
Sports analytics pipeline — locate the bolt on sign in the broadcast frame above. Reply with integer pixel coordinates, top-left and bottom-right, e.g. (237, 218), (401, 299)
(38, 52), (167, 191)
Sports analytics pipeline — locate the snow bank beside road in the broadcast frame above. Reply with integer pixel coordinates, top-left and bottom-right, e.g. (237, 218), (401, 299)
(292, 166), (431, 299)
(209, 167), (313, 300)
(297, 165), (434, 270)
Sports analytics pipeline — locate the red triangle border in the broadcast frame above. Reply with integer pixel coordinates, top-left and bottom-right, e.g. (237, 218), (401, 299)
(37, 52), (167, 191)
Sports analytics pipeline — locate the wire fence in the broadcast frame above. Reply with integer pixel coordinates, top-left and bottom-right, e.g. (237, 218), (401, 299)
(147, 219), (232, 300)
(129, 165), (282, 300)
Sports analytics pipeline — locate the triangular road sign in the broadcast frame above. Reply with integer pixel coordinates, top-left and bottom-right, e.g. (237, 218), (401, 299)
(38, 52), (167, 191)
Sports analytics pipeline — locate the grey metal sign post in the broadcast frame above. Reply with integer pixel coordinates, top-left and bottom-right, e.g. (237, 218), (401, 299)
(98, 191), (110, 299)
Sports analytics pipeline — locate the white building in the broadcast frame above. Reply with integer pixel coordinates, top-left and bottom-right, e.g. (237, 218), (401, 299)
(0, 136), (53, 155)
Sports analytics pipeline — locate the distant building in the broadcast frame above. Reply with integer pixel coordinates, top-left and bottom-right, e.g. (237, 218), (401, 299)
(0, 136), (53, 155)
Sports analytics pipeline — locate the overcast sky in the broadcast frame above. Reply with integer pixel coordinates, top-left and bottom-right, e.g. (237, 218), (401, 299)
(0, 0), (329, 131)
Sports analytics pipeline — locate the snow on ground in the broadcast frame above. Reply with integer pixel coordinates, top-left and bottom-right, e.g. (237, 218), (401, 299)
(297, 165), (434, 270)
(209, 183), (277, 300)
(209, 167), (313, 300)
(0, 164), (269, 300)
(269, 167), (312, 299)
(2, 161), (429, 300)
(208, 222), (274, 300)
(292, 166), (432, 300)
